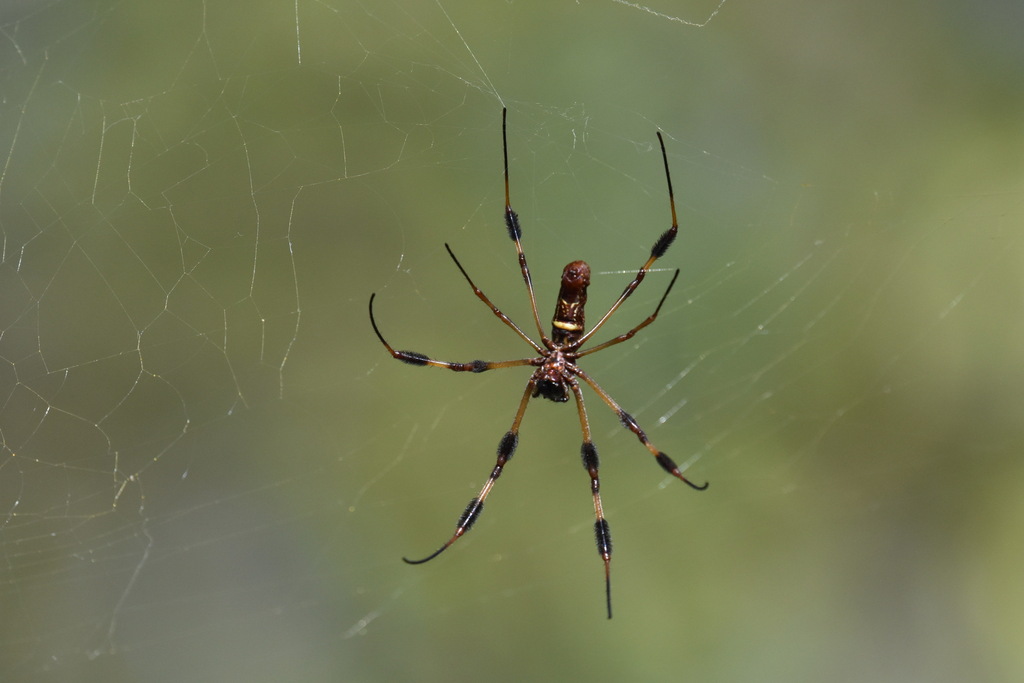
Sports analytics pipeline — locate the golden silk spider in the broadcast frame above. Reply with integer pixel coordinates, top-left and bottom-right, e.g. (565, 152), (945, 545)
(369, 109), (707, 618)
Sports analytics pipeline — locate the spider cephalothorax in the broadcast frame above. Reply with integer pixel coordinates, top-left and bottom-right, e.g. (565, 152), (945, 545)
(369, 108), (707, 619)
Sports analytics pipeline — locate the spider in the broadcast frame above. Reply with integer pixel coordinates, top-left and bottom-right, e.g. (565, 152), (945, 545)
(369, 108), (707, 619)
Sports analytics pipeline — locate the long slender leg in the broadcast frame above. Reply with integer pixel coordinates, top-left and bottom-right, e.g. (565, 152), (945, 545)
(570, 380), (614, 619)
(502, 108), (549, 345)
(445, 244), (544, 354)
(576, 131), (680, 347)
(576, 269), (680, 358)
(403, 378), (537, 564)
(574, 368), (708, 491)
(370, 293), (538, 372)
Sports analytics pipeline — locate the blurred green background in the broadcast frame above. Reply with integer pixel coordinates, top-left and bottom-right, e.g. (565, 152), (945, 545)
(1, 1), (1022, 681)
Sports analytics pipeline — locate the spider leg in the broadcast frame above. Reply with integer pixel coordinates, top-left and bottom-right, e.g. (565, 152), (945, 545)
(444, 244), (545, 354)
(574, 368), (708, 491)
(576, 269), (680, 358)
(370, 293), (537, 372)
(576, 131), (680, 348)
(502, 108), (549, 344)
(569, 380), (613, 619)
(403, 378), (537, 564)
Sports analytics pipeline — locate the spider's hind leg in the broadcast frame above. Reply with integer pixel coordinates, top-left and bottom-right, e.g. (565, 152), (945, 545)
(402, 378), (536, 564)
(569, 381), (614, 619)
(574, 368), (708, 492)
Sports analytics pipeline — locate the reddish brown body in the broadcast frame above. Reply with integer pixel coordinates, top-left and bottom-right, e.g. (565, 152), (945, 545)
(550, 260), (591, 346)
(531, 260), (591, 403)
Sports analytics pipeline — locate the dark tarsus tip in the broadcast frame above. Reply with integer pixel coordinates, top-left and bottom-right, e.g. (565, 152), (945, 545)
(656, 130), (677, 219)
(370, 293), (423, 363)
(403, 549), (444, 565)
(402, 498), (484, 565)
(656, 452), (709, 491)
(595, 518), (613, 619)
(369, 291), (448, 368)
(651, 130), (679, 260)
(368, 293), (379, 328)
(502, 108), (521, 241)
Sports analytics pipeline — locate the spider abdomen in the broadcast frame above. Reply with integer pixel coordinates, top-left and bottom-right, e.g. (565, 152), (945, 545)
(550, 260), (590, 345)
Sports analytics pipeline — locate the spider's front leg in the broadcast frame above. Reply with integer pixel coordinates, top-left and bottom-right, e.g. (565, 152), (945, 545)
(369, 293), (535, 372)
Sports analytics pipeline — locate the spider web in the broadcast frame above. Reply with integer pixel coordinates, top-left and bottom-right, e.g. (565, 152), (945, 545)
(1, 1), (1022, 681)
